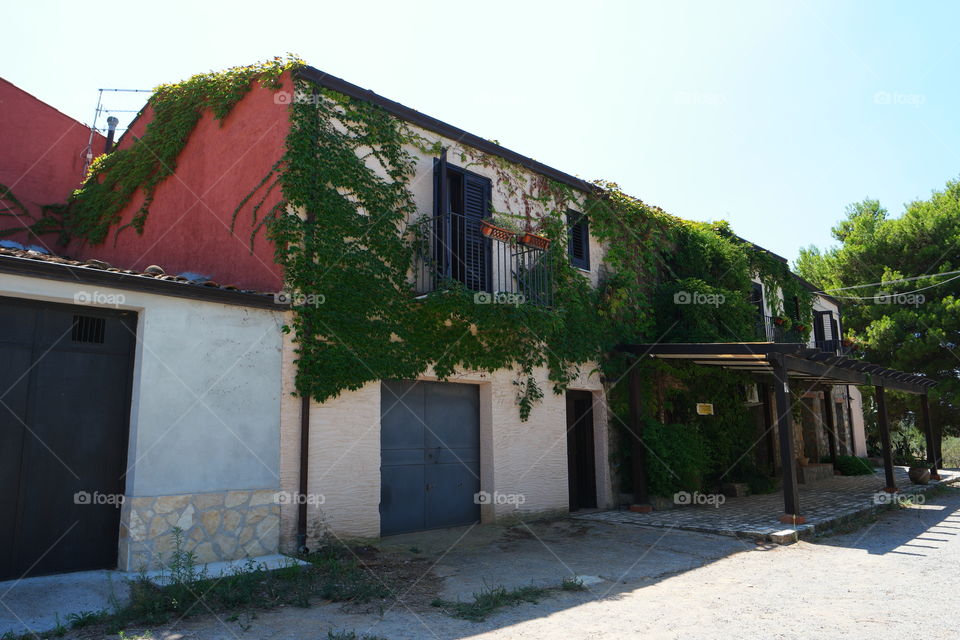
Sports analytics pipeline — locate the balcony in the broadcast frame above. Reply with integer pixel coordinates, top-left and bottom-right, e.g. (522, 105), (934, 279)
(753, 315), (850, 355)
(754, 315), (805, 344)
(412, 212), (554, 306)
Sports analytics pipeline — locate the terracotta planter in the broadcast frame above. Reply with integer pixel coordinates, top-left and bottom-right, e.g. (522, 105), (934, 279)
(519, 232), (551, 251)
(908, 467), (931, 485)
(480, 220), (514, 243)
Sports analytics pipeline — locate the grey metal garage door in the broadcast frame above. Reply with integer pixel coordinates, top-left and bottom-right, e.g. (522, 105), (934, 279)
(0, 296), (136, 579)
(380, 380), (480, 536)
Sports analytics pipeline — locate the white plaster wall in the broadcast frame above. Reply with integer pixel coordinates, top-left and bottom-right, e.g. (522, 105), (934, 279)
(0, 275), (284, 498)
(384, 123), (607, 288)
(848, 385), (868, 456)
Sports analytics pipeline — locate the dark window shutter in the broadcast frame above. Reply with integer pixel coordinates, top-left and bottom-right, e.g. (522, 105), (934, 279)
(814, 310), (829, 343)
(461, 173), (491, 291)
(567, 211), (590, 270)
(433, 151), (450, 278)
(750, 283), (764, 316)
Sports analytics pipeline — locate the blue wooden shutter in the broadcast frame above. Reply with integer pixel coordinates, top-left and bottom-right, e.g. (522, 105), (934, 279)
(432, 150), (450, 280)
(567, 211), (590, 270)
(461, 173), (491, 292)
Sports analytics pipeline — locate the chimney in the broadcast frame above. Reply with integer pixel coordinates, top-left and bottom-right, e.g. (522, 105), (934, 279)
(104, 116), (119, 153)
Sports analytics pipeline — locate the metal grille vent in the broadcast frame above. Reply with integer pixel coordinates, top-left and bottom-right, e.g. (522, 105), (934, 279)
(71, 315), (106, 344)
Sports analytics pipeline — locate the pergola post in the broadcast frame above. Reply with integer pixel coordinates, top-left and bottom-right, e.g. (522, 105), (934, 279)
(822, 386), (839, 470)
(628, 365), (650, 511)
(771, 354), (802, 523)
(920, 394), (941, 480)
(875, 385), (897, 492)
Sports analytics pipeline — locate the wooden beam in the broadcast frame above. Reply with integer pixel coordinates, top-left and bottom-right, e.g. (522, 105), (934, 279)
(628, 366), (650, 507)
(772, 354), (802, 519)
(875, 386), (897, 492)
(822, 385), (838, 469)
(920, 394), (939, 479)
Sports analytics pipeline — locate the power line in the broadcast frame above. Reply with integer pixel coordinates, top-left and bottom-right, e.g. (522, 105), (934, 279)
(816, 268), (960, 294)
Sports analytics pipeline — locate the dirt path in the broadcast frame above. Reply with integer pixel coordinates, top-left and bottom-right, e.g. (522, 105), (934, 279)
(71, 488), (960, 639)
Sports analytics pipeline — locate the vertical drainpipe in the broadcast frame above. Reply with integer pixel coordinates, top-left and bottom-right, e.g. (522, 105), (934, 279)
(296, 394), (310, 554)
(104, 116), (119, 153)
(296, 198), (317, 555)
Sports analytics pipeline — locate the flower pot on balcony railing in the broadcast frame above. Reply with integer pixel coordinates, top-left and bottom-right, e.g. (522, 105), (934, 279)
(480, 220), (515, 243)
(518, 232), (551, 251)
(773, 316), (786, 326)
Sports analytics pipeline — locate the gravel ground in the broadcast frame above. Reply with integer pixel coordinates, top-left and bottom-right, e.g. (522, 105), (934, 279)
(51, 487), (960, 639)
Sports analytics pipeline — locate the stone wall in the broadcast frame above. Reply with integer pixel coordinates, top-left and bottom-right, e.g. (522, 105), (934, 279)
(118, 489), (280, 571)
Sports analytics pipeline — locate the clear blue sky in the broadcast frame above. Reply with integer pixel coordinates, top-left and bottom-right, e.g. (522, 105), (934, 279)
(4, 0), (958, 263)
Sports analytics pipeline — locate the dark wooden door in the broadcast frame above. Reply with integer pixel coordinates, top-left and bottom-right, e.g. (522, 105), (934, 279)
(0, 297), (136, 579)
(380, 380), (480, 535)
(566, 390), (597, 511)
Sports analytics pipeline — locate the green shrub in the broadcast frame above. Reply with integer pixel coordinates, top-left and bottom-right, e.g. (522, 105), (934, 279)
(642, 418), (709, 497)
(835, 455), (874, 476)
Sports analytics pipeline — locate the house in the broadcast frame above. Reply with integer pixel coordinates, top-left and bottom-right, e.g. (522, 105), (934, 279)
(0, 78), (106, 248)
(0, 58), (936, 576)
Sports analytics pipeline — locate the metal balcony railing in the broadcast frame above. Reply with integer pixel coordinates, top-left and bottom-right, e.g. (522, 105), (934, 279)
(412, 212), (554, 306)
(754, 315), (805, 344)
(753, 315), (849, 355)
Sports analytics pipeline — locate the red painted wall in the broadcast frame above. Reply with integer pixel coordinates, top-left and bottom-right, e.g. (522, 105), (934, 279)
(0, 78), (105, 249)
(67, 73), (293, 292)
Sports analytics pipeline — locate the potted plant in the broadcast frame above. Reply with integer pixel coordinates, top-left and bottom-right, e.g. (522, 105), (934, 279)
(773, 316), (786, 327)
(519, 230), (551, 251)
(908, 454), (931, 485)
(480, 215), (521, 243)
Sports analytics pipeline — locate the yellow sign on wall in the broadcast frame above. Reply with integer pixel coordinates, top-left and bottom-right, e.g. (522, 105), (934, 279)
(696, 403), (715, 416)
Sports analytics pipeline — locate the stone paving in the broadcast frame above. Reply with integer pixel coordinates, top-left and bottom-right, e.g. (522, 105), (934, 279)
(575, 466), (960, 541)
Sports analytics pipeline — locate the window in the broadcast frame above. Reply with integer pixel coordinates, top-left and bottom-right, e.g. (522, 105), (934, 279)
(567, 210), (590, 270)
(432, 154), (491, 292)
(750, 282), (764, 317)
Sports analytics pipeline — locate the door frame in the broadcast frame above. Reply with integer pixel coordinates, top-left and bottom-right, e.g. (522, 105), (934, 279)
(566, 389), (599, 511)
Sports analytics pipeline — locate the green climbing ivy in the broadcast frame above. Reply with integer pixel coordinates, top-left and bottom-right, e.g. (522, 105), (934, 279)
(51, 58), (811, 422)
(62, 57), (296, 245)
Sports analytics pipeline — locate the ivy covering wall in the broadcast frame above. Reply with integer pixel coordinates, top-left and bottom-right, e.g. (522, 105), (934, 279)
(41, 58), (816, 491)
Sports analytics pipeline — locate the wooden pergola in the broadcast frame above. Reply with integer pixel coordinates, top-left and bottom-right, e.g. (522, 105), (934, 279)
(619, 342), (940, 524)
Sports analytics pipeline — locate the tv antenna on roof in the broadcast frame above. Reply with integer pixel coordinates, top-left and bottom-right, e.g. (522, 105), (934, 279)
(82, 87), (151, 177)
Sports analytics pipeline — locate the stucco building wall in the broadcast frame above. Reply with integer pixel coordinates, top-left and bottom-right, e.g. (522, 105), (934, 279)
(0, 274), (285, 570)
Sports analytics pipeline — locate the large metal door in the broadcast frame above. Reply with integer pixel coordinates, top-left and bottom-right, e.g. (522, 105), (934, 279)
(0, 297), (136, 579)
(380, 380), (480, 535)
